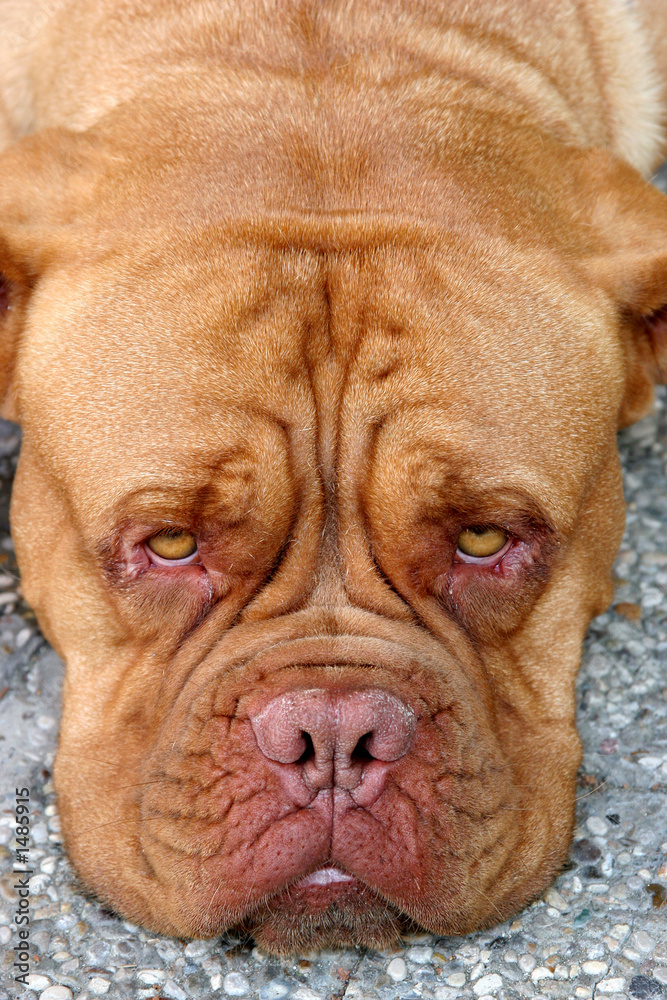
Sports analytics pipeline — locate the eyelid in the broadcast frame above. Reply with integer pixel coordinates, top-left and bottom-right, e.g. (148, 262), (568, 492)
(144, 543), (201, 568)
(455, 537), (512, 566)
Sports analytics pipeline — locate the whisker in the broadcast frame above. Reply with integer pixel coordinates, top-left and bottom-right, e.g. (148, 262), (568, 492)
(202, 878), (225, 929)
(84, 814), (167, 834)
(465, 882), (506, 922)
(575, 779), (608, 800)
(106, 779), (175, 791)
(53, 751), (121, 769)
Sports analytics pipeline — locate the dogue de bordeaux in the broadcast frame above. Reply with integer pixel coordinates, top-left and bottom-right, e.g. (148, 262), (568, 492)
(1, 0), (666, 954)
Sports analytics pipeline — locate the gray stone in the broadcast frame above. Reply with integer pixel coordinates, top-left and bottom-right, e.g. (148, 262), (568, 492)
(224, 973), (251, 996)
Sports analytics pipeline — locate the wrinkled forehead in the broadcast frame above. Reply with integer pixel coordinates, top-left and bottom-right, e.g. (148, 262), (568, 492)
(18, 233), (624, 510)
(19, 241), (320, 490)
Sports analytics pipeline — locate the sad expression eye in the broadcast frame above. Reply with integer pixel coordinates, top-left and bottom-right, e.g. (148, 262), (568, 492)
(146, 529), (198, 564)
(456, 527), (509, 562)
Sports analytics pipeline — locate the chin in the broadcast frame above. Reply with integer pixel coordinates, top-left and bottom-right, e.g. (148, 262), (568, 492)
(232, 869), (412, 954)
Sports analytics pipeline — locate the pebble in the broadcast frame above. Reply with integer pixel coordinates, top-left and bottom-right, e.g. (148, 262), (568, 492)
(137, 970), (166, 985)
(631, 931), (656, 953)
(25, 977), (51, 992)
(518, 954), (537, 973)
(653, 969), (667, 986)
(586, 817), (609, 837)
(15, 626), (32, 648)
(31, 823), (48, 844)
(163, 982), (188, 1000)
(582, 961), (608, 976)
(223, 972), (251, 996)
(596, 978), (625, 994)
(545, 887), (568, 911)
(387, 958), (407, 981)
(88, 979), (110, 995)
(40, 990), (73, 1000)
(184, 940), (209, 958)
(638, 756), (664, 770)
(572, 839), (602, 862)
(472, 973), (503, 995)
(407, 945), (433, 963)
(629, 975), (664, 998)
(259, 983), (290, 1000)
(446, 972), (466, 987)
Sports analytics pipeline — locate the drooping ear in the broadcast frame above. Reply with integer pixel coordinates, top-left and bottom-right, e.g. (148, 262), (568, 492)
(0, 242), (30, 421)
(0, 128), (109, 420)
(574, 149), (667, 427)
(592, 249), (667, 426)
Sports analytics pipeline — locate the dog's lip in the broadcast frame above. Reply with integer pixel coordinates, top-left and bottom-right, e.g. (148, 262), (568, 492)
(294, 866), (358, 888)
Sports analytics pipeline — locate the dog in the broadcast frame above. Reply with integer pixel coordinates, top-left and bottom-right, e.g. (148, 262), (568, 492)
(1, 0), (666, 955)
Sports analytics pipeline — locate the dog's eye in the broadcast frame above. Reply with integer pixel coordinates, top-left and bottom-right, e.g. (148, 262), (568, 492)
(147, 529), (198, 562)
(457, 527), (508, 559)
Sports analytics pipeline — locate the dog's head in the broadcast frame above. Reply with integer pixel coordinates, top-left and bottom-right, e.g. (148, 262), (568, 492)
(1, 121), (666, 952)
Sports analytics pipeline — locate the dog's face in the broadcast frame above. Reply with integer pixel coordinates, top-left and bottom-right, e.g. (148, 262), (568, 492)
(1, 126), (666, 952)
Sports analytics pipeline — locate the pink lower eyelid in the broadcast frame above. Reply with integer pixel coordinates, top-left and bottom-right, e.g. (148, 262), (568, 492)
(145, 544), (200, 567)
(456, 539), (512, 564)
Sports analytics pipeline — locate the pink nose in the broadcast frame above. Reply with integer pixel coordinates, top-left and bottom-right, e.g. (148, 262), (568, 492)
(249, 688), (415, 804)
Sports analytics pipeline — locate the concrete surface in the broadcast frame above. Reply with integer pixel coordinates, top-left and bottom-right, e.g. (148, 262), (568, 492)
(0, 191), (666, 1000)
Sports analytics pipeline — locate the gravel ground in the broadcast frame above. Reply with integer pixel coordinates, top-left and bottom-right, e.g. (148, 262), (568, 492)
(0, 186), (666, 1000)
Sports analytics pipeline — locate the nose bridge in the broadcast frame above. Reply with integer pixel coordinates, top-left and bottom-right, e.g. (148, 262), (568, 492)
(302, 258), (362, 613)
(306, 517), (352, 610)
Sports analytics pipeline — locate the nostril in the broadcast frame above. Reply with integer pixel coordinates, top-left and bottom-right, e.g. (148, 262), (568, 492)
(351, 732), (375, 763)
(295, 731), (315, 765)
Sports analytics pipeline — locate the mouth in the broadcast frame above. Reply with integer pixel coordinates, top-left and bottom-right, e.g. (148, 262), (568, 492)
(294, 866), (358, 889)
(234, 865), (411, 954)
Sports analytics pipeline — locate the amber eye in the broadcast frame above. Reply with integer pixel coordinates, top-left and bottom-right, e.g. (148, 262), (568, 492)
(457, 527), (508, 559)
(147, 529), (197, 561)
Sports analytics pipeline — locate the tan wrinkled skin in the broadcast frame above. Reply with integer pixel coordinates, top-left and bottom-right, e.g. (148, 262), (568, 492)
(1, 0), (666, 953)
